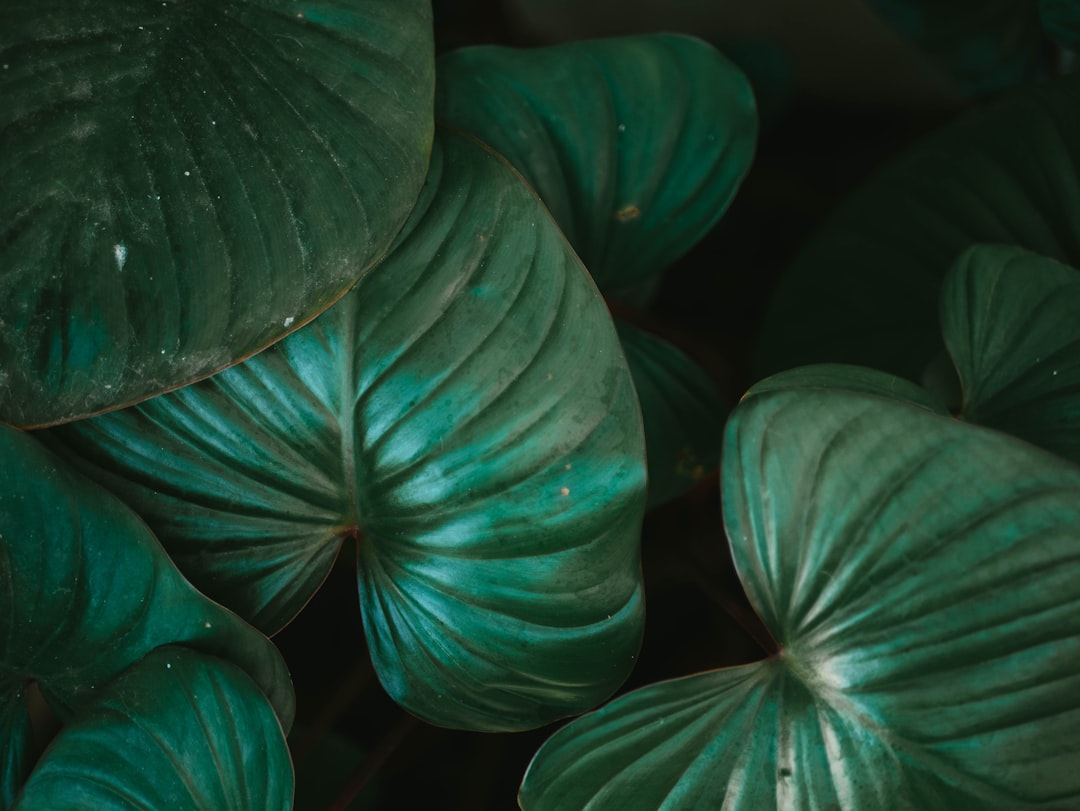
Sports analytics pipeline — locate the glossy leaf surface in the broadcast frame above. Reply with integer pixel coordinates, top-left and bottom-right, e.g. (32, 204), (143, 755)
(14, 647), (292, 811)
(617, 323), (724, 507)
(756, 72), (1080, 382)
(522, 385), (1080, 808)
(747, 362), (949, 415)
(1, 0), (434, 427)
(46, 130), (647, 731)
(435, 34), (757, 301)
(0, 423), (293, 787)
(942, 243), (1080, 463)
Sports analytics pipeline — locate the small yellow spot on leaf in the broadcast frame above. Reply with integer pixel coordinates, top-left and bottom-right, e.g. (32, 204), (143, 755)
(614, 205), (641, 221)
(560, 487), (570, 496)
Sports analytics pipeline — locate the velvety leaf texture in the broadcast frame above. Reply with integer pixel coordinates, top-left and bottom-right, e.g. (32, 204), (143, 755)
(13, 648), (292, 811)
(942, 243), (1080, 465)
(616, 323), (724, 507)
(45, 129), (647, 732)
(522, 386), (1080, 809)
(0, 0), (434, 427)
(755, 71), (1080, 383)
(435, 33), (757, 302)
(0, 424), (294, 738)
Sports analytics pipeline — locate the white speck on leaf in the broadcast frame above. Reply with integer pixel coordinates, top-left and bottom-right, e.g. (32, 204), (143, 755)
(184, 170), (191, 177)
(113, 242), (127, 271)
(284, 316), (295, 327)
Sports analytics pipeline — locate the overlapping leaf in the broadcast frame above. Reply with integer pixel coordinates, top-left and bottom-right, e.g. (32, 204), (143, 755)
(437, 34), (751, 504)
(45, 129), (647, 731)
(1, 0), (434, 427)
(755, 71), (1080, 383)
(521, 382), (1080, 809)
(942, 243), (1080, 463)
(436, 33), (756, 301)
(14, 648), (292, 811)
(0, 424), (293, 805)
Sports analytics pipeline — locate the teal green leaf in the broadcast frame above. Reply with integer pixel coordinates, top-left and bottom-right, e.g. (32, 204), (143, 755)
(44, 129), (647, 731)
(755, 72), (1080, 383)
(1, 693), (32, 810)
(942, 243), (1080, 463)
(1040, 0), (1080, 51)
(0, 424), (293, 740)
(1, 0), (434, 427)
(746, 362), (949, 415)
(435, 34), (757, 302)
(869, 0), (1048, 96)
(616, 322), (724, 507)
(14, 647), (292, 811)
(522, 388), (1080, 808)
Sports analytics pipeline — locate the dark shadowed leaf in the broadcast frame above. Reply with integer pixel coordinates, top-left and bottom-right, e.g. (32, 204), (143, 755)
(0, 423), (293, 796)
(1040, 0), (1080, 50)
(521, 386), (1080, 809)
(942, 243), (1080, 463)
(755, 72), (1080, 383)
(616, 323), (724, 507)
(1, 694), (32, 810)
(44, 129), (647, 731)
(1, 0), (434, 427)
(14, 648), (292, 811)
(435, 33), (756, 302)
(868, 0), (1048, 96)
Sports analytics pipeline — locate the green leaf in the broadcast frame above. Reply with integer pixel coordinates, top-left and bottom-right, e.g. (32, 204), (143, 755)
(746, 362), (950, 415)
(868, 0), (1049, 96)
(44, 128), (647, 732)
(1, 0), (434, 427)
(942, 243), (1080, 464)
(522, 388), (1080, 808)
(616, 322), (724, 507)
(1, 693), (33, 810)
(1040, 0), (1080, 51)
(0, 424), (293, 749)
(435, 34), (757, 302)
(755, 71), (1080, 383)
(14, 647), (292, 811)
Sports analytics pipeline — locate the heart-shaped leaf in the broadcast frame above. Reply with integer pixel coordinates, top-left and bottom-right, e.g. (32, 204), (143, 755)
(1, 0), (434, 427)
(435, 33), (757, 302)
(521, 383), (1080, 808)
(13, 647), (292, 811)
(0, 423), (293, 804)
(616, 323), (724, 507)
(755, 71), (1080, 383)
(942, 243), (1080, 463)
(43, 128), (647, 732)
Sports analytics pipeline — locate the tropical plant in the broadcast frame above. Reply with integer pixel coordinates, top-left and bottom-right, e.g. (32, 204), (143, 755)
(4, 0), (1080, 809)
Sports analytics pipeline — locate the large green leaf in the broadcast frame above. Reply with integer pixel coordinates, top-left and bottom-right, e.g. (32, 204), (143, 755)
(1, 0), (434, 427)
(616, 323), (724, 507)
(521, 384), (1080, 808)
(0, 424), (293, 804)
(44, 128), (647, 731)
(942, 243), (1080, 464)
(755, 71), (1080, 383)
(435, 33), (756, 302)
(14, 647), (292, 811)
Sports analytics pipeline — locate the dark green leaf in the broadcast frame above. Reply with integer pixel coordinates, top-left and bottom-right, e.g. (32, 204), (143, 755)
(14, 647), (292, 811)
(942, 243), (1080, 463)
(1, 0), (434, 427)
(1, 693), (33, 810)
(745, 362), (949, 415)
(435, 34), (757, 302)
(755, 72), (1080, 382)
(1040, 0), (1080, 50)
(0, 424), (293, 735)
(869, 0), (1048, 96)
(522, 388), (1080, 808)
(616, 322), (724, 507)
(45, 129), (647, 731)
